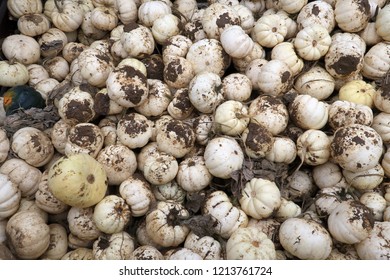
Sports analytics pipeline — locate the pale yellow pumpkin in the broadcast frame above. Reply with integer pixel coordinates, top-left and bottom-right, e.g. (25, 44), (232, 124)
(47, 153), (108, 208)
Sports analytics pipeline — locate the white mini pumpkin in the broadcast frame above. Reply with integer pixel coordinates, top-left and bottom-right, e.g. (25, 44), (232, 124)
(239, 178), (282, 220)
(204, 136), (244, 179)
(226, 227), (276, 260)
(279, 217), (332, 260)
(328, 200), (374, 244)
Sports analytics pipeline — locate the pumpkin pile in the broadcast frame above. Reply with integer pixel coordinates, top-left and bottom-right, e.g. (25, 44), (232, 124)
(0, 0), (390, 260)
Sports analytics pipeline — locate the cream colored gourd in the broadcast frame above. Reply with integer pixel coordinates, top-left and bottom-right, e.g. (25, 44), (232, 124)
(0, 61), (30, 87)
(106, 64), (149, 108)
(164, 248), (203, 260)
(226, 227), (276, 260)
(372, 112), (390, 144)
(121, 23), (155, 59)
(312, 162), (347, 190)
(375, 4), (390, 41)
(0, 158), (42, 198)
(359, 192), (387, 221)
(220, 25), (254, 59)
(143, 152), (179, 185)
(328, 200), (374, 244)
(296, 129), (331, 166)
(252, 14), (287, 48)
(241, 122), (274, 159)
(328, 100), (373, 131)
(184, 232), (223, 260)
(135, 79), (172, 117)
(96, 145), (137, 186)
(2, 34), (41, 65)
(145, 201), (190, 247)
(222, 73), (252, 102)
(204, 136), (244, 179)
(214, 100), (249, 136)
(285, 170), (316, 201)
(188, 71), (224, 114)
(130, 245), (164, 260)
(77, 48), (114, 88)
(48, 153), (108, 208)
(7, 0), (43, 18)
(40, 223), (68, 260)
(156, 119), (196, 158)
(279, 217), (332, 260)
(239, 178), (282, 220)
(151, 14), (181, 45)
(342, 164), (384, 191)
(265, 137), (297, 164)
(51, 1), (84, 32)
(61, 248), (93, 260)
(0, 129), (9, 163)
(201, 3), (240, 40)
(296, 1), (335, 33)
(330, 124), (383, 172)
(293, 66), (335, 100)
(35, 170), (69, 214)
(271, 42), (304, 77)
(294, 25), (331, 61)
(338, 80), (376, 108)
(38, 28), (68, 58)
(67, 206), (102, 241)
(334, 0), (371, 32)
(362, 43), (390, 81)
(93, 195), (131, 234)
(153, 180), (186, 205)
(90, 6), (118, 31)
(248, 95), (289, 136)
(256, 59), (292, 96)
(176, 156), (213, 192)
(116, 112), (153, 149)
(355, 222), (390, 260)
(116, 0), (137, 24)
(186, 38), (230, 77)
(6, 211), (50, 259)
(289, 94), (329, 130)
(11, 127), (54, 168)
(314, 186), (353, 217)
(138, 0), (172, 27)
(274, 198), (302, 221)
(58, 86), (96, 125)
(64, 122), (104, 158)
(0, 173), (21, 220)
(119, 175), (155, 217)
(92, 231), (135, 260)
(202, 190), (248, 239)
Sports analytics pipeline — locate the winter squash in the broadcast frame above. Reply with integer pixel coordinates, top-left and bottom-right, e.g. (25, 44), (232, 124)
(48, 153), (108, 208)
(338, 80), (376, 108)
(220, 25), (254, 59)
(294, 25), (331, 61)
(334, 0), (371, 32)
(252, 14), (287, 48)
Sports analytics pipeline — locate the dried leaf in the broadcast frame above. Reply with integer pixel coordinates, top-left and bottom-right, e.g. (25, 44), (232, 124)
(179, 214), (217, 237)
(3, 105), (60, 137)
